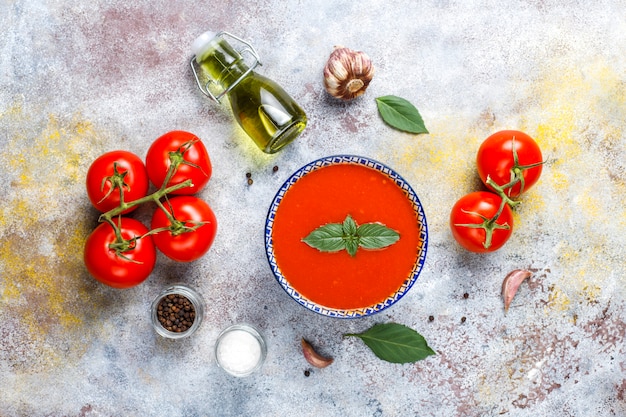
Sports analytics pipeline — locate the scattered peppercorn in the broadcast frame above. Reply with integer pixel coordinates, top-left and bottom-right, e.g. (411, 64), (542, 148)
(304, 369), (311, 377)
(463, 292), (469, 299)
(247, 178), (253, 185)
(272, 165), (279, 173)
(428, 315), (434, 322)
(461, 316), (467, 323)
(156, 294), (196, 333)
(246, 172), (252, 178)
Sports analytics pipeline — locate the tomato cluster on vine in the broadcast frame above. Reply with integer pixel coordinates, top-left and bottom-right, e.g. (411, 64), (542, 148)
(83, 131), (217, 288)
(449, 130), (544, 253)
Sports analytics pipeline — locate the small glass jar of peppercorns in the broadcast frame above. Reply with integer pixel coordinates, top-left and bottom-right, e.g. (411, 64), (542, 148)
(151, 284), (204, 339)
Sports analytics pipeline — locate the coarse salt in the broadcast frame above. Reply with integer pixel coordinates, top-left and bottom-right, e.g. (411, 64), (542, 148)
(216, 328), (264, 376)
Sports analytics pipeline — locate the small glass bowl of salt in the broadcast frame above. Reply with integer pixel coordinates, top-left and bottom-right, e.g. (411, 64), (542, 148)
(215, 324), (267, 377)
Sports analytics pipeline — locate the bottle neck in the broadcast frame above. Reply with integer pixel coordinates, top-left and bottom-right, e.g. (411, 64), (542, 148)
(197, 38), (250, 89)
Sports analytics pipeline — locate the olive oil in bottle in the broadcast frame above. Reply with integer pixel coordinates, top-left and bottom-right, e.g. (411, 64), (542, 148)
(191, 31), (307, 154)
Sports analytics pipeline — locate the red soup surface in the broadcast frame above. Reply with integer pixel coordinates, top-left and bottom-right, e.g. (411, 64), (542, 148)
(271, 163), (422, 310)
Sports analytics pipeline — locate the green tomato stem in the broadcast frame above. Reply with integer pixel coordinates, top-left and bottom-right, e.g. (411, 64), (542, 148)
(98, 154), (195, 254)
(99, 179), (193, 222)
(94, 141), (207, 259)
(159, 140), (205, 193)
(153, 197), (180, 228)
(454, 175), (519, 251)
(455, 137), (544, 249)
(455, 209), (511, 249)
(98, 162), (129, 206)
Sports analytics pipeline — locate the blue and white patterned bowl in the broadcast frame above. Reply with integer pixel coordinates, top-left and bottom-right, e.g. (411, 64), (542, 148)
(265, 155), (428, 318)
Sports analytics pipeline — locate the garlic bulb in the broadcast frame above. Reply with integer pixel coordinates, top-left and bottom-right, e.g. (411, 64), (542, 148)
(323, 46), (374, 100)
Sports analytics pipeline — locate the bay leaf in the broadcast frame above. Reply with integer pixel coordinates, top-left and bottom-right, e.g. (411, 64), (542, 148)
(376, 95), (429, 134)
(345, 323), (435, 363)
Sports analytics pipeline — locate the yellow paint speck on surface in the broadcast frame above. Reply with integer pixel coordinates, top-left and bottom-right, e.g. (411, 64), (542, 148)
(546, 285), (571, 312)
(0, 105), (108, 373)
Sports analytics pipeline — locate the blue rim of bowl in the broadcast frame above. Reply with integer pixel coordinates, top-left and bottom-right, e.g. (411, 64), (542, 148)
(264, 155), (428, 318)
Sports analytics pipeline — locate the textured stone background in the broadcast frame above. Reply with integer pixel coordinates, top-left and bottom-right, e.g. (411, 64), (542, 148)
(1, 1), (625, 416)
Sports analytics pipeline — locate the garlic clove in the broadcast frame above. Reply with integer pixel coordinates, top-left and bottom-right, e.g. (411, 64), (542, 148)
(301, 338), (334, 368)
(323, 46), (375, 100)
(501, 269), (532, 313)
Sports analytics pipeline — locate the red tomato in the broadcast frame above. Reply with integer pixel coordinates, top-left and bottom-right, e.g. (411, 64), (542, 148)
(450, 191), (514, 253)
(145, 131), (212, 195)
(476, 130), (543, 198)
(151, 196), (217, 262)
(86, 150), (149, 213)
(84, 218), (156, 288)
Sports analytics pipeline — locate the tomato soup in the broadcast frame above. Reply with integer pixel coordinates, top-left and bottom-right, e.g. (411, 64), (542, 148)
(270, 162), (424, 310)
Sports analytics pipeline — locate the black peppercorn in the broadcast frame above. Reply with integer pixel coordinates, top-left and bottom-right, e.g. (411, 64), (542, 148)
(157, 294), (196, 333)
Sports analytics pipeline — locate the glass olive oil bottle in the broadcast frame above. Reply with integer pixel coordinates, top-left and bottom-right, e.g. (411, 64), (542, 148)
(191, 31), (307, 154)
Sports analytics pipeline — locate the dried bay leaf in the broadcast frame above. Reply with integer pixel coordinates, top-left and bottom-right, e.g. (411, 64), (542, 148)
(345, 323), (435, 363)
(375, 95), (429, 134)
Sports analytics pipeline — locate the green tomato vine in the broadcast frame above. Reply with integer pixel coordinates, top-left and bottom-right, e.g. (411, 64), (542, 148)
(96, 141), (203, 259)
(455, 138), (544, 250)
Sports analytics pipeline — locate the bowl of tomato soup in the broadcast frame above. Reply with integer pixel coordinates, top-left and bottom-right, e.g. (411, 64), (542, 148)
(265, 155), (428, 318)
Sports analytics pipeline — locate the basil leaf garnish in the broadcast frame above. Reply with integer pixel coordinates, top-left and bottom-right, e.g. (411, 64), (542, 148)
(301, 223), (345, 252)
(302, 214), (399, 257)
(345, 323), (436, 364)
(343, 214), (358, 236)
(344, 239), (359, 257)
(357, 223), (400, 249)
(376, 95), (429, 134)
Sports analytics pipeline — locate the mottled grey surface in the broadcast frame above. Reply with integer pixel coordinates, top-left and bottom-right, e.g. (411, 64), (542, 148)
(1, 1), (626, 416)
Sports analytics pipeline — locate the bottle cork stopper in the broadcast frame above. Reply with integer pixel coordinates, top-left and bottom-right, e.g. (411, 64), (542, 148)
(192, 30), (218, 60)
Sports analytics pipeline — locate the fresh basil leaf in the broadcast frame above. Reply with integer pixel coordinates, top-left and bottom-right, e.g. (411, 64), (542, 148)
(357, 223), (400, 249)
(345, 238), (359, 257)
(302, 223), (345, 252)
(345, 323), (436, 364)
(342, 214), (357, 236)
(302, 215), (401, 256)
(376, 95), (429, 134)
